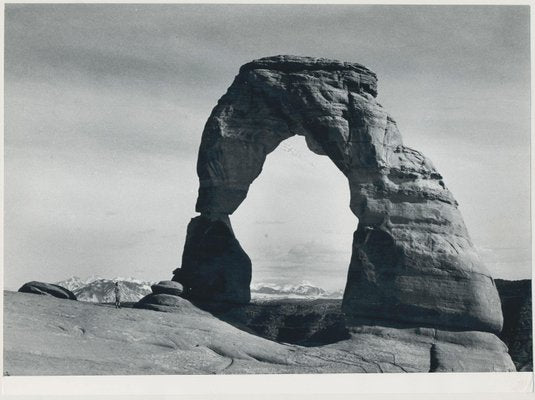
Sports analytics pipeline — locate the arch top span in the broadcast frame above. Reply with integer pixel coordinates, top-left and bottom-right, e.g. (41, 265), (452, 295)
(176, 55), (503, 334)
(196, 55), (393, 215)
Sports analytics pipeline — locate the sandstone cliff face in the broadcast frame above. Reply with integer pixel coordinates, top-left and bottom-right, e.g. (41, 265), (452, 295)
(175, 55), (503, 334)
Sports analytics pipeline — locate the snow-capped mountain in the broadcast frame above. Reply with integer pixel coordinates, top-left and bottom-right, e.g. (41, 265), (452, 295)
(250, 282), (343, 299)
(56, 276), (154, 303)
(56, 276), (91, 292)
(56, 277), (343, 303)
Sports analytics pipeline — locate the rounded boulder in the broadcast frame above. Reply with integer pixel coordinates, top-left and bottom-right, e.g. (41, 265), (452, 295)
(151, 280), (183, 296)
(135, 293), (186, 308)
(18, 281), (77, 300)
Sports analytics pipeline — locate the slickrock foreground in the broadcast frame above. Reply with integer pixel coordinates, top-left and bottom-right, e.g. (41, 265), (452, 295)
(4, 292), (515, 375)
(173, 55), (503, 334)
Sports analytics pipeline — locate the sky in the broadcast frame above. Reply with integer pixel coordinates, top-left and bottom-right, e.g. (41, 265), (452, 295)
(4, 4), (531, 291)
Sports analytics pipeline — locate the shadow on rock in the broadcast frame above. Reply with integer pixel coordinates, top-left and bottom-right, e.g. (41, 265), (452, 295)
(187, 298), (351, 347)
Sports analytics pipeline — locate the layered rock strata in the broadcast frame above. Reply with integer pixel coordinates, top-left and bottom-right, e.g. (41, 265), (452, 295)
(174, 55), (503, 334)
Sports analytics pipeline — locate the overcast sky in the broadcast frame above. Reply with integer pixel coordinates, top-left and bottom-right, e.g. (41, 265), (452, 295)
(4, 4), (531, 290)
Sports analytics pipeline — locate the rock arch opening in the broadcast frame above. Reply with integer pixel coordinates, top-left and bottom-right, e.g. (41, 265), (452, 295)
(231, 135), (355, 297)
(172, 55), (503, 334)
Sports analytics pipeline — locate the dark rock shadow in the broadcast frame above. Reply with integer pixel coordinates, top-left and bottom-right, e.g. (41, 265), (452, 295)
(186, 297), (481, 347)
(495, 279), (533, 371)
(187, 298), (351, 347)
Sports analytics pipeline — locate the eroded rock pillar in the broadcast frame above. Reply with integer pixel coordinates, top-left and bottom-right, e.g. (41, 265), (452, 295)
(174, 216), (251, 303)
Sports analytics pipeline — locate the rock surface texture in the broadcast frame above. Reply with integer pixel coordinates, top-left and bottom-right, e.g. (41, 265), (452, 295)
(4, 291), (515, 375)
(18, 281), (76, 300)
(175, 55), (503, 335)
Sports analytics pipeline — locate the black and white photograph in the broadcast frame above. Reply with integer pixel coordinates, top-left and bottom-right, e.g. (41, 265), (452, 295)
(2, 2), (532, 395)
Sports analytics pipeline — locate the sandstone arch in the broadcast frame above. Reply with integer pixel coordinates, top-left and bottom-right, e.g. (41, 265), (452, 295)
(174, 55), (503, 334)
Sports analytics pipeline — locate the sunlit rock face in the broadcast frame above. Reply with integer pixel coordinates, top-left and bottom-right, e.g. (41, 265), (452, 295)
(176, 55), (503, 333)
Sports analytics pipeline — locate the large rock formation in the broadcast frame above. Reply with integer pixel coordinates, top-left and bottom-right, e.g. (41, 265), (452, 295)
(174, 55), (503, 334)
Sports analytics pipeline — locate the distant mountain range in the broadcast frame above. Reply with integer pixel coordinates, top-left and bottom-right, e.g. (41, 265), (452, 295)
(250, 282), (344, 299)
(56, 276), (153, 303)
(56, 276), (344, 303)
